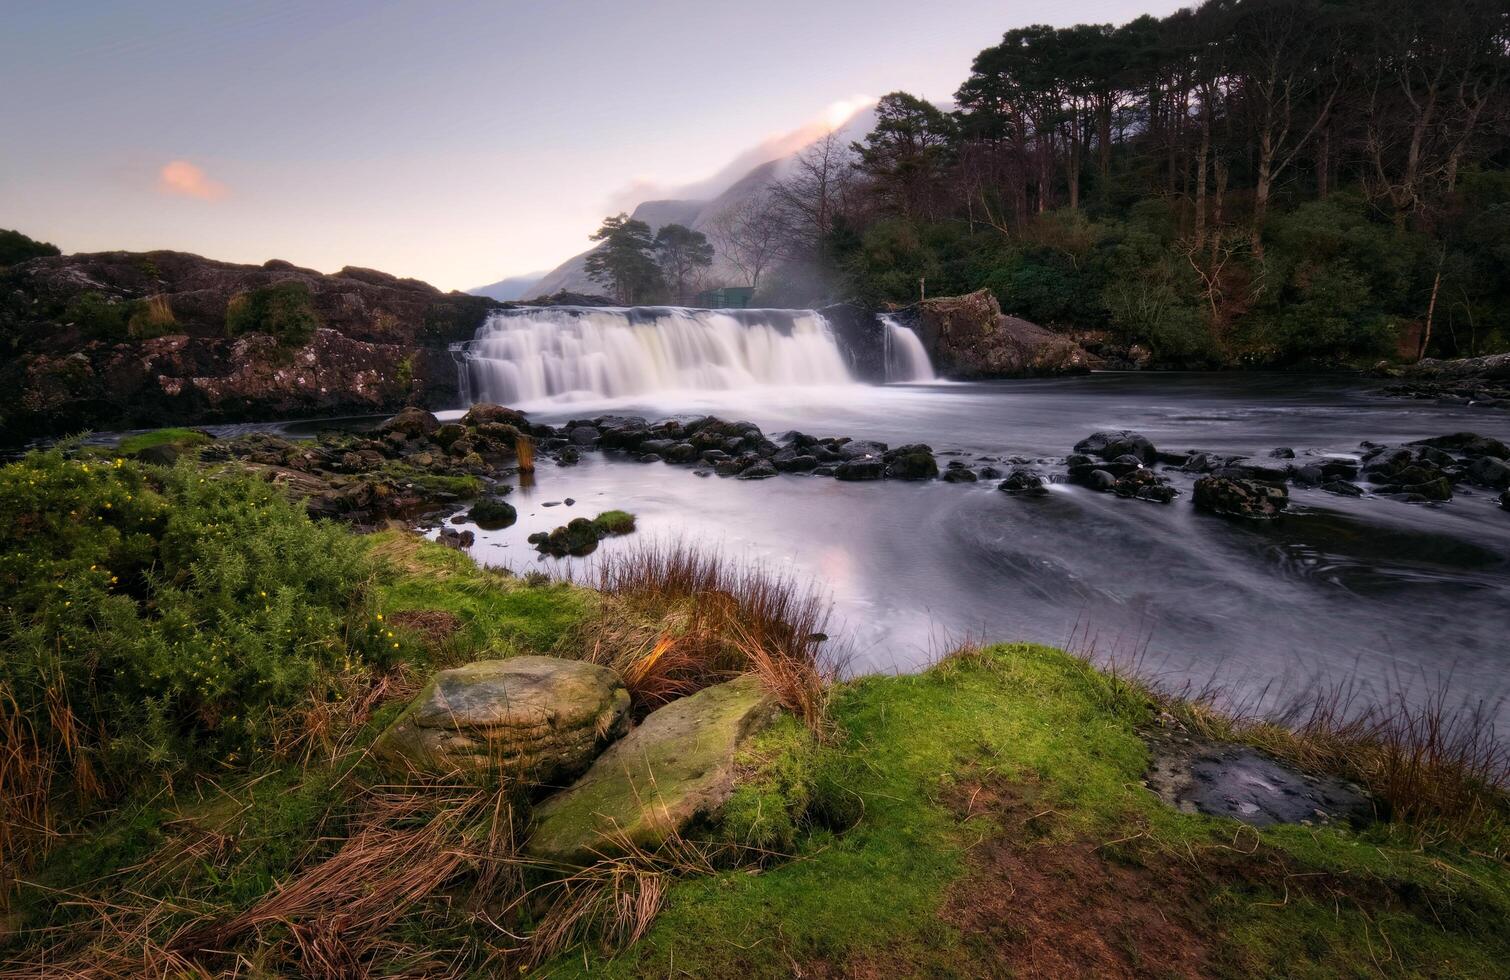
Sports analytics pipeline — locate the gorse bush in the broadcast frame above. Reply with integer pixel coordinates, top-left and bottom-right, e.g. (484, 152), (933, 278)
(0, 450), (404, 802)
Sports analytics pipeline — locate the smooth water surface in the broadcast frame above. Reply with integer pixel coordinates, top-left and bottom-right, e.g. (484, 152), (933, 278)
(436, 373), (1510, 724)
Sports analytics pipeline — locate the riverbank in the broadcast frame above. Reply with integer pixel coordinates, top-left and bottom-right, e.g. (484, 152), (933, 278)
(2, 441), (1507, 977)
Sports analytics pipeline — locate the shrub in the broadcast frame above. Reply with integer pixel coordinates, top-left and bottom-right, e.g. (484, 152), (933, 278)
(225, 281), (320, 347)
(0, 451), (405, 809)
(62, 291), (130, 341)
(0, 228), (60, 267)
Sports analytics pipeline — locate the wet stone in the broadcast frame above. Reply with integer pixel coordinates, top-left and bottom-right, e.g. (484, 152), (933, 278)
(1144, 730), (1373, 828)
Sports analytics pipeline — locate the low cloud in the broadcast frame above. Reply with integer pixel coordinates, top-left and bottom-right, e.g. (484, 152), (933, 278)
(157, 160), (228, 200)
(603, 96), (875, 212)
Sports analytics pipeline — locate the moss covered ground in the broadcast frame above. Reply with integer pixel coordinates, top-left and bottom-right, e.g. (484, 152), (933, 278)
(552, 645), (1510, 978)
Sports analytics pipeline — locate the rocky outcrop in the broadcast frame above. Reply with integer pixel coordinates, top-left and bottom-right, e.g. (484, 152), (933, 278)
(0, 249), (494, 443)
(912, 290), (1093, 379)
(374, 657), (630, 783)
(527, 675), (780, 864)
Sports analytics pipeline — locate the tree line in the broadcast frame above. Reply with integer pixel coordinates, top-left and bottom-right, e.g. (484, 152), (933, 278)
(592, 0), (1509, 365)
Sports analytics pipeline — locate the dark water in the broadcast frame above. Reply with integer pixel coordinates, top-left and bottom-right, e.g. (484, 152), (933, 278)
(429, 373), (1510, 726)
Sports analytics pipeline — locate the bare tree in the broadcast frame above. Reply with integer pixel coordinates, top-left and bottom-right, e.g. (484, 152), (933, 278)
(708, 196), (789, 290)
(769, 131), (857, 258)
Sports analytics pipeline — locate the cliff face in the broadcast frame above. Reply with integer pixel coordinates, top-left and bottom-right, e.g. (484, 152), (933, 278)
(912, 290), (1095, 379)
(1, 250), (493, 442)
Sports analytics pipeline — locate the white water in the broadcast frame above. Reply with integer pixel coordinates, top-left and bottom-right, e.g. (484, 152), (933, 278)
(882, 315), (936, 383)
(460, 306), (856, 407)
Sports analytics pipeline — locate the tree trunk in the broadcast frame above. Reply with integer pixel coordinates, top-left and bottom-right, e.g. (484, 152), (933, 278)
(1194, 114), (1210, 250)
(1253, 121), (1274, 258)
(1419, 254), (1444, 361)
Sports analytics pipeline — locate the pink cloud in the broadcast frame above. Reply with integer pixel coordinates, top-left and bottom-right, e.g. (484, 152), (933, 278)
(157, 160), (228, 200)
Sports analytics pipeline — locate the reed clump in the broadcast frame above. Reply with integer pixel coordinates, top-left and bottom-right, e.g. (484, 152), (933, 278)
(566, 542), (836, 729)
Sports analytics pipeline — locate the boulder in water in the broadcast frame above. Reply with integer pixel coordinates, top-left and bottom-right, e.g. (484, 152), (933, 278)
(381, 406), (440, 439)
(466, 497), (517, 530)
(375, 657), (629, 784)
(834, 458), (885, 481)
(998, 469), (1049, 496)
(461, 403), (528, 429)
(882, 444), (938, 480)
(1466, 456), (1510, 489)
(1074, 430), (1157, 465)
(1193, 476), (1288, 519)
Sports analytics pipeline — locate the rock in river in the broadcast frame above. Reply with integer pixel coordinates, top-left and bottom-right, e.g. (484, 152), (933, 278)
(1074, 430), (1158, 464)
(375, 656), (630, 784)
(527, 675), (780, 864)
(1193, 476), (1288, 519)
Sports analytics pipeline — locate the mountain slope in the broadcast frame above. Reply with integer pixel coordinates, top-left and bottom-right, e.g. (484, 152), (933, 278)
(521, 105), (877, 300)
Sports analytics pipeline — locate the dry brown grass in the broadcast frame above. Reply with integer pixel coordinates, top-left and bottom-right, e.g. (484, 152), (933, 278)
(567, 542), (837, 729)
(515, 435), (535, 473)
(490, 829), (722, 970)
(12, 778), (522, 980)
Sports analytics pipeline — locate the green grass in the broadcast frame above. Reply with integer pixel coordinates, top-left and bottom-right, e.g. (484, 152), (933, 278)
(372, 461), (484, 499)
(593, 509), (636, 535)
(367, 530), (592, 655)
(551, 644), (1510, 978)
(115, 426), (212, 455)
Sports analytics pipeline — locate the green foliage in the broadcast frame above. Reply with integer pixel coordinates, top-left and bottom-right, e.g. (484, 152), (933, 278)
(1243, 194), (1421, 361)
(852, 92), (956, 220)
(0, 228), (61, 266)
(225, 280), (319, 347)
(585, 214), (665, 304)
(653, 223), (714, 304)
(63, 291), (131, 341)
(0, 451), (403, 792)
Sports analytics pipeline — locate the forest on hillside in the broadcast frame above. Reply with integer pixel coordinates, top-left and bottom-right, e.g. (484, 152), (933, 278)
(716, 0), (1510, 367)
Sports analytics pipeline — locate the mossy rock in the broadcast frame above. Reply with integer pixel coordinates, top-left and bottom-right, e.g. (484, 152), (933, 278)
(527, 675), (781, 865)
(374, 656), (629, 785)
(467, 497), (517, 529)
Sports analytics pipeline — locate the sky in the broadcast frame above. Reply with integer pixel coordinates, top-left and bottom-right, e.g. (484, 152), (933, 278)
(1, 0), (1185, 292)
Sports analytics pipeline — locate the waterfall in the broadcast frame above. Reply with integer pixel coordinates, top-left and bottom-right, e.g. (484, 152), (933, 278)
(458, 306), (856, 406)
(881, 315), (936, 383)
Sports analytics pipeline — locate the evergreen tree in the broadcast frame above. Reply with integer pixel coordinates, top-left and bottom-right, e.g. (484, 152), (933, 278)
(584, 214), (664, 304)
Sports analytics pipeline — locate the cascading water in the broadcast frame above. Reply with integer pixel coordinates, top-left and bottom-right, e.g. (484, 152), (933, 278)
(880, 315), (937, 383)
(459, 306), (856, 406)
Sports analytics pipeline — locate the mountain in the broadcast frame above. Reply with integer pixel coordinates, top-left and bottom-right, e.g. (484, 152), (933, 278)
(519, 104), (878, 301)
(468, 271), (550, 302)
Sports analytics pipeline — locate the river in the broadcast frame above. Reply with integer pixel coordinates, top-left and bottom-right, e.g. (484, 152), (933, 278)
(419, 368), (1510, 728)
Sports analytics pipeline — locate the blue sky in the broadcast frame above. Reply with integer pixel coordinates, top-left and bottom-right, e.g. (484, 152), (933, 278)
(1, 0), (1183, 290)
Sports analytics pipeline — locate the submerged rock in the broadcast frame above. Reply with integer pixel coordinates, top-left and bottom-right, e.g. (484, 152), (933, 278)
(1144, 729), (1373, 828)
(528, 675), (780, 864)
(375, 656), (630, 783)
(1193, 476), (1288, 519)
